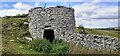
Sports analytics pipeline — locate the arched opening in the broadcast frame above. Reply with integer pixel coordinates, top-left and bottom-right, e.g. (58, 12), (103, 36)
(43, 29), (54, 43)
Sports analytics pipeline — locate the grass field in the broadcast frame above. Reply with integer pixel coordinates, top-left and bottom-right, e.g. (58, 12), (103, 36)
(1, 17), (120, 54)
(76, 27), (120, 40)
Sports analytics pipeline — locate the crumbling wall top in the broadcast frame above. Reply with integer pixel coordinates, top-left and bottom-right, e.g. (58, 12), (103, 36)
(29, 6), (74, 12)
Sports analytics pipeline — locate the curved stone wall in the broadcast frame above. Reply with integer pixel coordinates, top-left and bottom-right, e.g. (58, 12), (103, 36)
(28, 6), (75, 39)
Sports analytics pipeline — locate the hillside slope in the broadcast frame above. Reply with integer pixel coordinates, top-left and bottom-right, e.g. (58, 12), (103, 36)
(1, 17), (120, 54)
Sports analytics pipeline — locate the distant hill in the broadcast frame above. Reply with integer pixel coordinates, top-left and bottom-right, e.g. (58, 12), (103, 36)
(2, 14), (28, 18)
(93, 26), (120, 31)
(109, 26), (120, 29)
(76, 27), (120, 39)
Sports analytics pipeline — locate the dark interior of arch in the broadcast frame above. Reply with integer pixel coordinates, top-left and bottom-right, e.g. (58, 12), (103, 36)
(43, 29), (55, 43)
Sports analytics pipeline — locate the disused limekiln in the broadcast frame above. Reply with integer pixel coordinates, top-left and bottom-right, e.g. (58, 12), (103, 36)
(28, 6), (75, 42)
(28, 6), (120, 50)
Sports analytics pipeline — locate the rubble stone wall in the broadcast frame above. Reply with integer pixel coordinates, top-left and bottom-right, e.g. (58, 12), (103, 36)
(62, 33), (120, 50)
(28, 6), (75, 39)
(28, 6), (120, 50)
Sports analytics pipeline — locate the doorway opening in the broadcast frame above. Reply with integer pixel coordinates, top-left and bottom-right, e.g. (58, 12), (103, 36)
(43, 29), (54, 43)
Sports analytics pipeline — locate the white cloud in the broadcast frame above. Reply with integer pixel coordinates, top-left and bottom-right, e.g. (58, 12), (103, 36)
(73, 3), (98, 15)
(73, 0), (118, 28)
(0, 2), (33, 17)
(76, 17), (118, 28)
(13, 2), (32, 9)
(35, 2), (40, 7)
(90, 6), (118, 19)
(0, 1), (118, 28)
(0, 9), (28, 17)
(73, 3), (118, 19)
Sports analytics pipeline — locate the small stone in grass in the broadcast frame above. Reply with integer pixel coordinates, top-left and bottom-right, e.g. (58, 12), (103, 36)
(19, 46), (23, 49)
(9, 40), (15, 42)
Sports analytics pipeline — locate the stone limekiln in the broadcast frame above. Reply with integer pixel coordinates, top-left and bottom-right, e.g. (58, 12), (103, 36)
(28, 6), (75, 42)
(28, 6), (120, 50)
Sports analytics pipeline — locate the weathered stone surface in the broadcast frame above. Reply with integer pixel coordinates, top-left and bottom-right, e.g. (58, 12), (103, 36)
(28, 6), (120, 50)
(62, 33), (120, 50)
(24, 37), (32, 41)
(29, 6), (75, 39)
(23, 22), (28, 25)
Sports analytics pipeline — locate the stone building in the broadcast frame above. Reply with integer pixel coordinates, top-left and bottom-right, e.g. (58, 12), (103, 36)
(28, 6), (120, 50)
(28, 6), (75, 42)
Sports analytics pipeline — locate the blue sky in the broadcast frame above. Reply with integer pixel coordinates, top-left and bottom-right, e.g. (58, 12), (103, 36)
(1, 2), (118, 9)
(1, 2), (83, 9)
(0, 1), (119, 28)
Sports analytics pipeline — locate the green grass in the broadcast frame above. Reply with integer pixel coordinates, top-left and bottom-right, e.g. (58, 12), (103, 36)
(2, 18), (39, 54)
(3, 40), (40, 54)
(10, 41), (40, 54)
(76, 27), (120, 39)
(68, 42), (118, 54)
(2, 17), (120, 54)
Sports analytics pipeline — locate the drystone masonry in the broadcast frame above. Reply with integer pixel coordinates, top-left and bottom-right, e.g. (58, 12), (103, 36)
(28, 6), (120, 50)
(28, 6), (75, 39)
(61, 33), (120, 50)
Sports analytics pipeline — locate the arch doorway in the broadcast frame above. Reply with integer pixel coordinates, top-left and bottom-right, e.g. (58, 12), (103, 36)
(43, 29), (55, 43)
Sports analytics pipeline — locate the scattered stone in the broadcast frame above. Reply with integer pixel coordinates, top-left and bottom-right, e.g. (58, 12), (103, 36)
(23, 22), (28, 24)
(1, 26), (3, 29)
(13, 23), (17, 25)
(16, 37), (20, 40)
(11, 34), (14, 36)
(19, 46), (23, 49)
(24, 37), (32, 41)
(30, 49), (32, 50)
(6, 27), (11, 31)
(9, 40), (15, 42)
